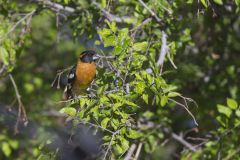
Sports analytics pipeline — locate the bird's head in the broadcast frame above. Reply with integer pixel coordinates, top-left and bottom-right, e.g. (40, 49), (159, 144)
(79, 50), (100, 63)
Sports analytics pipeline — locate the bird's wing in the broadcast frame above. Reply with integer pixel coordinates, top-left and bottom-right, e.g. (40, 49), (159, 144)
(64, 65), (76, 99)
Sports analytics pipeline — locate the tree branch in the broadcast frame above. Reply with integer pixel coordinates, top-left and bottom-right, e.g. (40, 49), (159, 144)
(92, 1), (130, 23)
(169, 98), (198, 126)
(0, 9), (36, 42)
(138, 0), (162, 23)
(9, 74), (28, 134)
(172, 133), (197, 152)
(124, 144), (136, 160)
(35, 0), (75, 13)
(157, 31), (167, 66)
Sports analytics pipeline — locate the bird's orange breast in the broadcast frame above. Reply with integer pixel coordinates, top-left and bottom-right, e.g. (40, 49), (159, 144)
(74, 62), (96, 91)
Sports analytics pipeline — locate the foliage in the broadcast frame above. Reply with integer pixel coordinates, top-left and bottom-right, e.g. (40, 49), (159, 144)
(0, 0), (239, 159)
(182, 98), (240, 159)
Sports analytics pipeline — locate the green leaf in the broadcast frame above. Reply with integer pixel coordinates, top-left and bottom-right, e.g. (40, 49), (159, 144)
(64, 0), (69, 4)
(99, 28), (111, 37)
(143, 111), (154, 119)
(124, 100), (138, 107)
(95, 40), (101, 45)
(236, 109), (240, 117)
(8, 140), (18, 149)
(0, 46), (9, 65)
(227, 98), (238, 110)
(216, 116), (227, 127)
(59, 107), (76, 117)
(213, 0), (223, 5)
(101, 118), (110, 129)
(2, 142), (11, 157)
(201, 0), (208, 8)
(142, 94), (148, 104)
(133, 42), (148, 51)
(126, 129), (143, 139)
(119, 137), (129, 153)
(217, 104), (232, 118)
(118, 28), (129, 41)
(167, 92), (181, 97)
(235, 0), (240, 6)
(114, 144), (124, 155)
(101, 0), (107, 8)
(113, 102), (123, 110)
(107, 21), (117, 33)
(103, 35), (117, 47)
(134, 81), (146, 94)
(160, 96), (168, 107)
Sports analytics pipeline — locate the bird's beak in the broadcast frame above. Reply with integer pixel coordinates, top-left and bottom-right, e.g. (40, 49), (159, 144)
(93, 54), (101, 61)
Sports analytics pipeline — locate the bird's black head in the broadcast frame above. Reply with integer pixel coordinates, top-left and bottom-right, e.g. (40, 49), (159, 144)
(79, 50), (99, 63)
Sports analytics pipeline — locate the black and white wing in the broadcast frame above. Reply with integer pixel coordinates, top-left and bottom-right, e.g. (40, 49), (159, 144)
(64, 65), (76, 99)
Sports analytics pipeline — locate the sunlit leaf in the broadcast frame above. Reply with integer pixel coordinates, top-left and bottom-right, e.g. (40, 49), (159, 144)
(59, 107), (77, 117)
(227, 98), (238, 110)
(201, 0), (208, 7)
(126, 129), (143, 139)
(0, 46), (9, 65)
(213, 0), (223, 5)
(101, 117), (110, 129)
(160, 96), (168, 107)
(133, 42), (148, 51)
(2, 142), (11, 157)
(217, 104), (232, 118)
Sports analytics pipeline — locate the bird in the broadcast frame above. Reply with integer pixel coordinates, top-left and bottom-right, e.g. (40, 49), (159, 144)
(64, 50), (99, 99)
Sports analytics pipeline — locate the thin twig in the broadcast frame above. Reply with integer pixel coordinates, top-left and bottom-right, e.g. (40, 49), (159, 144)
(51, 65), (73, 89)
(92, 1), (130, 23)
(80, 120), (114, 134)
(172, 133), (197, 152)
(133, 142), (143, 160)
(179, 95), (198, 109)
(167, 52), (178, 69)
(0, 9), (36, 41)
(223, 147), (240, 160)
(124, 144), (136, 160)
(103, 130), (119, 160)
(157, 31), (167, 66)
(169, 98), (198, 126)
(9, 74), (28, 134)
(131, 17), (152, 38)
(35, 0), (75, 13)
(138, 0), (162, 23)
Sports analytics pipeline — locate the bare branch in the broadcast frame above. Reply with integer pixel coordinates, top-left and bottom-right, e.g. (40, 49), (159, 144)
(35, 0), (130, 23)
(92, 1), (130, 23)
(124, 144), (136, 160)
(79, 120), (114, 134)
(0, 9), (36, 42)
(157, 31), (167, 66)
(131, 17), (153, 38)
(138, 0), (162, 23)
(133, 142), (143, 160)
(35, 0), (75, 13)
(169, 98), (198, 126)
(9, 74), (28, 134)
(167, 51), (178, 69)
(51, 65), (73, 89)
(172, 133), (197, 152)
(103, 130), (120, 160)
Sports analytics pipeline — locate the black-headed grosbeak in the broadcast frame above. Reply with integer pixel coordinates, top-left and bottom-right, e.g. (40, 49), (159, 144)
(64, 50), (99, 99)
